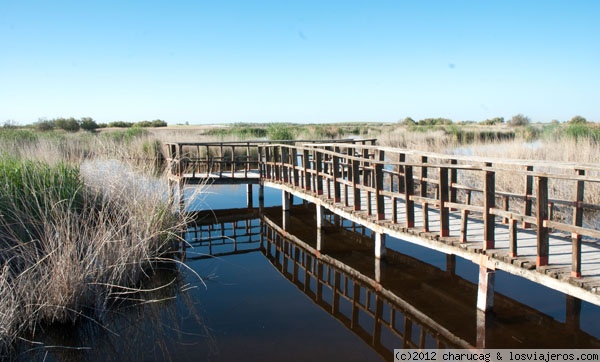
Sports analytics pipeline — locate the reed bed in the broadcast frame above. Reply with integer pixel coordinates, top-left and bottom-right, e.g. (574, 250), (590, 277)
(379, 127), (600, 228)
(0, 130), (190, 358)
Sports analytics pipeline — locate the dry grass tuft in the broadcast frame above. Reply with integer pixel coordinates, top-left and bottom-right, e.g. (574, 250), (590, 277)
(0, 131), (191, 358)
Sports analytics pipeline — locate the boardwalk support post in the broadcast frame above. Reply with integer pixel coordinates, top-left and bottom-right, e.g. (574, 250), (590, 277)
(246, 184), (253, 208)
(476, 265), (495, 312)
(282, 191), (291, 212)
(316, 203), (324, 229)
(375, 232), (386, 259)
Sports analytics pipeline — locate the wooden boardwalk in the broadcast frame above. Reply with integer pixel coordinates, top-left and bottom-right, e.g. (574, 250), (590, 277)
(166, 140), (600, 308)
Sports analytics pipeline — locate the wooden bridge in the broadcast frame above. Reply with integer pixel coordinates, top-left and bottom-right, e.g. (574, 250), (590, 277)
(166, 139), (600, 311)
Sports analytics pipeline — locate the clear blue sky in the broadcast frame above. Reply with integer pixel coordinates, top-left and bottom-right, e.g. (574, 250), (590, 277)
(1, 1), (599, 124)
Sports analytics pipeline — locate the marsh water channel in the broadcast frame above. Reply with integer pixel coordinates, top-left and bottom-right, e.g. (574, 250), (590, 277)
(17, 184), (600, 361)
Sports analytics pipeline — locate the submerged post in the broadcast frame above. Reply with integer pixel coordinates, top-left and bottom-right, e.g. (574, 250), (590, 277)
(375, 232), (386, 259)
(476, 265), (495, 312)
(246, 184), (253, 208)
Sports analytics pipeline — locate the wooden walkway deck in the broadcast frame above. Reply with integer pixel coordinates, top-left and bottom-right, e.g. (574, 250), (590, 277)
(166, 140), (600, 308)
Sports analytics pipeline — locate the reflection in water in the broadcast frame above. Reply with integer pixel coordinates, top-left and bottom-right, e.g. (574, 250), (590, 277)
(14, 202), (600, 361)
(186, 204), (600, 360)
(15, 261), (214, 362)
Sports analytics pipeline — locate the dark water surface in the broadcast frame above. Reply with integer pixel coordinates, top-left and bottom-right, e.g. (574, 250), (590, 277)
(17, 185), (600, 361)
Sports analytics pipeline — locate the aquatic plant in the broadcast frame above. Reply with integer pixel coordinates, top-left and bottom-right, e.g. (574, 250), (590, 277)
(0, 154), (188, 357)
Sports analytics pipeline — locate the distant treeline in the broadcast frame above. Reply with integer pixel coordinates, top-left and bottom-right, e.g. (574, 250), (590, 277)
(8, 117), (169, 132)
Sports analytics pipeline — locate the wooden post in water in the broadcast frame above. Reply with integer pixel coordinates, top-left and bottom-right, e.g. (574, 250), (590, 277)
(246, 184), (253, 208)
(476, 265), (495, 312)
(536, 176), (549, 267)
(375, 232), (386, 259)
(483, 163), (495, 250)
(572, 169), (585, 277)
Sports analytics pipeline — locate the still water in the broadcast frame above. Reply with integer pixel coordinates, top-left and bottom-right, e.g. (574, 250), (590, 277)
(17, 184), (600, 361)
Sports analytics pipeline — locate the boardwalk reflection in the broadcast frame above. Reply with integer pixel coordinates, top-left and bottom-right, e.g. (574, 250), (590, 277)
(186, 205), (600, 360)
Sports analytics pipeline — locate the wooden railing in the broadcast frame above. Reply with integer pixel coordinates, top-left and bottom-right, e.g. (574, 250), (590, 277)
(165, 139), (376, 180)
(258, 142), (600, 279)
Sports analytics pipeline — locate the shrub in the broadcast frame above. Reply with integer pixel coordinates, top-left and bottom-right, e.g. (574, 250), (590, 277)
(80, 117), (99, 131)
(508, 114), (530, 126)
(53, 117), (80, 132)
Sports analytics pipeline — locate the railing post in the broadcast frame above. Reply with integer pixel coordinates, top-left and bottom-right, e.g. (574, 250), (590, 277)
(398, 153), (406, 193)
(523, 165), (534, 228)
(281, 146), (289, 183)
(536, 176), (549, 267)
(483, 162), (495, 250)
(460, 190), (471, 243)
(404, 164), (415, 228)
(303, 149), (311, 191)
(375, 150), (385, 220)
(265, 146), (272, 179)
(333, 152), (341, 203)
(245, 142), (250, 178)
(273, 146), (280, 181)
(421, 156), (429, 232)
(291, 147), (299, 186)
(315, 149), (323, 195)
(352, 151), (361, 211)
(439, 166), (449, 237)
(572, 169), (585, 278)
(344, 147), (352, 206)
(450, 159), (458, 206)
(231, 146), (236, 177)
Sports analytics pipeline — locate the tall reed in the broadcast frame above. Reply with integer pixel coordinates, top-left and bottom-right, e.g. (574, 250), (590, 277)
(0, 130), (190, 358)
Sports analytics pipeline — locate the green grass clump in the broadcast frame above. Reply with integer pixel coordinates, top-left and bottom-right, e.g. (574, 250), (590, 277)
(267, 124), (295, 140)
